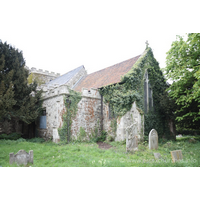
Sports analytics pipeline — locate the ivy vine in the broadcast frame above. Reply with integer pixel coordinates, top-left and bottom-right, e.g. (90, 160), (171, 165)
(100, 48), (173, 138)
(58, 88), (82, 143)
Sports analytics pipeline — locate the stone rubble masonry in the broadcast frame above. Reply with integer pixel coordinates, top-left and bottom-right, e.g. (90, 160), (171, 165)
(115, 102), (144, 142)
(71, 89), (102, 139)
(25, 66), (60, 84)
(37, 66), (144, 142)
(25, 66), (60, 77)
(9, 150), (33, 166)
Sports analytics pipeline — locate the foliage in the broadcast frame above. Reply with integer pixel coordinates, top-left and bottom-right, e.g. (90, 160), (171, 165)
(100, 48), (174, 137)
(0, 138), (200, 167)
(58, 88), (82, 142)
(27, 73), (45, 86)
(77, 127), (87, 142)
(165, 33), (200, 129)
(26, 137), (45, 143)
(95, 130), (107, 142)
(0, 132), (21, 140)
(0, 41), (43, 126)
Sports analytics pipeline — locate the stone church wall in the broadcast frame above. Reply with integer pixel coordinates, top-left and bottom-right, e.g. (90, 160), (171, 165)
(70, 88), (102, 140)
(26, 66), (60, 84)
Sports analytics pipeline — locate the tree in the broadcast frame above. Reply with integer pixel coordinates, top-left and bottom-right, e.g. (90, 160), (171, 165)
(165, 33), (200, 129)
(0, 41), (42, 131)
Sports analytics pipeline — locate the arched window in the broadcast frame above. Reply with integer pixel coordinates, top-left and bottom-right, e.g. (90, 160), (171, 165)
(144, 71), (153, 113)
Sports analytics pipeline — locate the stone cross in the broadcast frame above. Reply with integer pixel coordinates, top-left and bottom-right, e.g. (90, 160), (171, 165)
(149, 129), (158, 150)
(9, 150), (33, 166)
(145, 40), (149, 49)
(170, 150), (183, 163)
(126, 124), (138, 152)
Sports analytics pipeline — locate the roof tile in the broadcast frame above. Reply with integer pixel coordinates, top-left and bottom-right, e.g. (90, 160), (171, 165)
(74, 55), (140, 92)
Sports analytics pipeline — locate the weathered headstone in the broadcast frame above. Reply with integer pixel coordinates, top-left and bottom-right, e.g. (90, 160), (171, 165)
(9, 150), (33, 166)
(53, 127), (60, 143)
(126, 124), (138, 152)
(154, 153), (161, 159)
(170, 150), (183, 163)
(149, 129), (158, 150)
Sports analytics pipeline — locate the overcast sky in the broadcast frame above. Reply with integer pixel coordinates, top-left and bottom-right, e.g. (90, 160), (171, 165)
(1, 0), (198, 76)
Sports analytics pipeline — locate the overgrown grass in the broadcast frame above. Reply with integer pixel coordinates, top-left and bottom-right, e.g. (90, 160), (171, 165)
(0, 136), (200, 167)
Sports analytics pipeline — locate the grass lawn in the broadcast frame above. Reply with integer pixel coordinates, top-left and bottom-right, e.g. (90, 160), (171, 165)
(0, 136), (200, 167)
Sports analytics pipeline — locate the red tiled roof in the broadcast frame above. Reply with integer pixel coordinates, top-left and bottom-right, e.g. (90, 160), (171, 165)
(74, 55), (141, 92)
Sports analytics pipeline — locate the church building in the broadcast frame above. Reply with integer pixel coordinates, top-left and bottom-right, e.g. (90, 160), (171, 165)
(31, 46), (170, 142)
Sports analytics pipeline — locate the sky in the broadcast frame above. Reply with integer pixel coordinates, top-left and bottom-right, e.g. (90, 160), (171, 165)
(1, 0), (198, 76)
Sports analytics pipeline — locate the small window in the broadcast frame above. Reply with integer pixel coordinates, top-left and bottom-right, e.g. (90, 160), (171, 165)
(40, 109), (47, 129)
(144, 71), (153, 113)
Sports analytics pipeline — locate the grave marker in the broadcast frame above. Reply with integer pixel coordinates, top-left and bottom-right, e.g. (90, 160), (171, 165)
(9, 150), (33, 166)
(154, 153), (161, 159)
(126, 124), (138, 152)
(170, 150), (183, 163)
(149, 129), (158, 150)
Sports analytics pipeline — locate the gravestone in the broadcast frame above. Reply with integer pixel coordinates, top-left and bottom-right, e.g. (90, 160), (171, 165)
(170, 150), (183, 163)
(154, 153), (161, 159)
(149, 129), (158, 150)
(9, 150), (33, 166)
(126, 124), (138, 152)
(52, 127), (60, 143)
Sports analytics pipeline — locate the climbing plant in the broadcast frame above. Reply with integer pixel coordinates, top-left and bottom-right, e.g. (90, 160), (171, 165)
(100, 47), (175, 138)
(58, 88), (82, 143)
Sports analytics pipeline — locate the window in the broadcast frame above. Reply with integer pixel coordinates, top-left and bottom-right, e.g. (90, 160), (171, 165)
(40, 108), (47, 129)
(144, 71), (153, 113)
(109, 104), (115, 119)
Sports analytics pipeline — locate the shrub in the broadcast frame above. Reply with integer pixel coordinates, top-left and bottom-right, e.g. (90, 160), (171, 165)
(96, 131), (107, 142)
(0, 132), (21, 140)
(26, 137), (45, 143)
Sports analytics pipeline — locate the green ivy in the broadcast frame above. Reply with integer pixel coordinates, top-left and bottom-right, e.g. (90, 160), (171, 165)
(100, 48), (173, 138)
(58, 88), (82, 143)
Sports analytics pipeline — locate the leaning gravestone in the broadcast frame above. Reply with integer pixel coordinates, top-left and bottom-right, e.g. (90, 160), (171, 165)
(126, 124), (138, 152)
(170, 150), (183, 163)
(149, 129), (158, 150)
(9, 150), (33, 166)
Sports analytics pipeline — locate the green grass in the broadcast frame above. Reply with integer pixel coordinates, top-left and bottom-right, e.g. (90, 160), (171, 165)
(0, 136), (200, 167)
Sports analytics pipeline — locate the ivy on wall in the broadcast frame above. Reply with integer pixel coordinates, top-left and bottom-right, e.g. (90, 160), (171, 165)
(58, 88), (82, 142)
(100, 48), (173, 138)
(27, 73), (45, 86)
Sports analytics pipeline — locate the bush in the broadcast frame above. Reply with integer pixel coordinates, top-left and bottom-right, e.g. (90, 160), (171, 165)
(177, 129), (200, 136)
(26, 137), (45, 143)
(96, 131), (107, 142)
(16, 138), (27, 142)
(0, 132), (21, 140)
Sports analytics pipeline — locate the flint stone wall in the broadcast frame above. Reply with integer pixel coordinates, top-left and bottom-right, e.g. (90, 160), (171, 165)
(71, 88), (102, 139)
